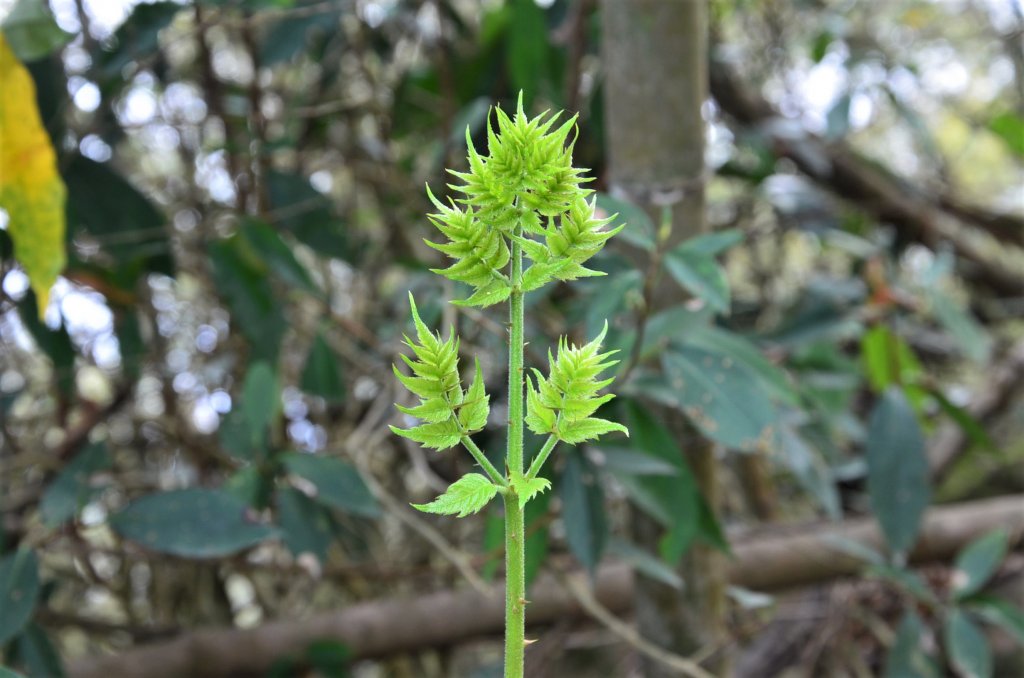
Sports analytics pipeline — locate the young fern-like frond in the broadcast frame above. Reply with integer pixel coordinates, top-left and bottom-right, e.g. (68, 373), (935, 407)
(390, 294), (490, 449)
(425, 186), (512, 307)
(397, 92), (629, 678)
(525, 323), (628, 444)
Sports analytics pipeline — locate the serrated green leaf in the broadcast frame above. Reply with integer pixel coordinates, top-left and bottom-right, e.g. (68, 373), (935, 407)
(511, 475), (551, 509)
(520, 258), (573, 292)
(458, 359), (490, 433)
(390, 420), (462, 450)
(397, 397), (453, 424)
(451, 280), (512, 307)
(558, 417), (628, 444)
(412, 473), (499, 517)
(526, 323), (626, 445)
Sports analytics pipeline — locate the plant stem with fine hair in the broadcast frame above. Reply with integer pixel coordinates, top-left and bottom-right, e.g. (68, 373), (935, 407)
(504, 225), (526, 678)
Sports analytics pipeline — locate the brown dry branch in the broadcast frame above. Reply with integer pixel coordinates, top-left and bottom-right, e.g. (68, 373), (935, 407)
(708, 56), (1024, 296)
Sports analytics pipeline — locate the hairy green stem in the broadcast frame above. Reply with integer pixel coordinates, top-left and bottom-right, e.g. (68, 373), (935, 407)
(460, 436), (506, 487)
(504, 226), (526, 678)
(526, 435), (558, 480)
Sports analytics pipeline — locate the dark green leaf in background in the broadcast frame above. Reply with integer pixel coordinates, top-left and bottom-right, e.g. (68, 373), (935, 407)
(305, 639), (352, 678)
(608, 538), (682, 590)
(96, 2), (181, 80)
(885, 611), (939, 678)
(17, 292), (74, 396)
(0, 0), (72, 62)
(109, 488), (276, 558)
(11, 624), (65, 678)
(220, 409), (268, 463)
(63, 156), (170, 271)
(928, 290), (992, 364)
(40, 442), (110, 527)
(594, 193), (655, 251)
(240, 219), (317, 294)
(930, 388), (998, 455)
(778, 424), (841, 519)
(259, 0), (339, 66)
(276, 487), (334, 561)
(266, 171), (349, 260)
(866, 388), (930, 557)
(967, 596), (1024, 644)
(678, 229), (744, 257)
(951, 528), (1008, 600)
(241, 361), (279, 447)
(661, 345), (777, 451)
(664, 246), (730, 313)
(596, 445), (679, 476)
(523, 489), (550, 588)
(677, 324), (799, 406)
(208, 235), (285, 363)
(301, 331), (345, 402)
(281, 452), (379, 518)
(224, 466), (273, 508)
(0, 550), (40, 646)
(560, 451), (607, 574)
(943, 609), (992, 678)
(506, 0), (548, 102)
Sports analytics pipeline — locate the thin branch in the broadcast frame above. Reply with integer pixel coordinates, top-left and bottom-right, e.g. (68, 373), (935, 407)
(560, 571), (716, 678)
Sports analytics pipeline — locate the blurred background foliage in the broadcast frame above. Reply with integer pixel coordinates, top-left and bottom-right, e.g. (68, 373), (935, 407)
(0, 0), (1022, 676)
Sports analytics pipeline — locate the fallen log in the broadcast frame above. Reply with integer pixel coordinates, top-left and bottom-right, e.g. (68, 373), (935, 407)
(67, 495), (1024, 678)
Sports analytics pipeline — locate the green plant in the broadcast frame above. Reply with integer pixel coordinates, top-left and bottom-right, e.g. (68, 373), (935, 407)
(847, 527), (1024, 678)
(390, 93), (627, 677)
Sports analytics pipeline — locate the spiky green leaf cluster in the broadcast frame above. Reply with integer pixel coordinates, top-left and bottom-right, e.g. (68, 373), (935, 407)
(526, 323), (628, 445)
(412, 473), (500, 517)
(390, 294), (489, 450)
(426, 92), (624, 307)
(515, 197), (624, 291)
(450, 94), (587, 227)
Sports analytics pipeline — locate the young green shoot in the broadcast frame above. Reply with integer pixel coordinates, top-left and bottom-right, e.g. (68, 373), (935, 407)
(391, 93), (627, 678)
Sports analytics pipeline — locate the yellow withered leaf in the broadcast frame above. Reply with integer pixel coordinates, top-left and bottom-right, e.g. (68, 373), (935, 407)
(0, 33), (66, 316)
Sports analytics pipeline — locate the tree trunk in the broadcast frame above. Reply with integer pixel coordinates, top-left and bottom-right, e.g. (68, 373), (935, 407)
(601, 1), (726, 674)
